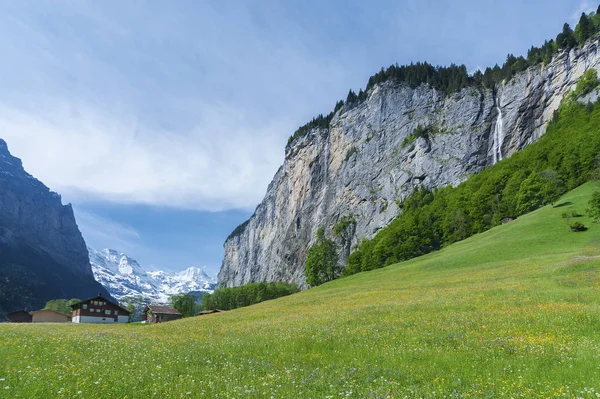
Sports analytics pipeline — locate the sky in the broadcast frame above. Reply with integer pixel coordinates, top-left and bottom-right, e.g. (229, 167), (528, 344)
(0, 0), (594, 276)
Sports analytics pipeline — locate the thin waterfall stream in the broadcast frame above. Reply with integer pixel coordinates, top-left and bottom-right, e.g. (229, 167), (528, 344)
(492, 94), (504, 164)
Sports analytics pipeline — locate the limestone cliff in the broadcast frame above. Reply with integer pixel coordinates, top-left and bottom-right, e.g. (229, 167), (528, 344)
(219, 38), (600, 288)
(0, 139), (110, 313)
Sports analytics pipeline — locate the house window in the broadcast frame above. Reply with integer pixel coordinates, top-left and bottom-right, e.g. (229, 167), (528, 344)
(90, 308), (95, 312)
(113, 310), (118, 315)
(82, 304), (88, 310)
(105, 310), (111, 315)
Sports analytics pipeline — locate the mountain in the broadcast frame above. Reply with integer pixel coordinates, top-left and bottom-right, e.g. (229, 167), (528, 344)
(89, 248), (216, 303)
(0, 139), (111, 315)
(219, 36), (600, 288)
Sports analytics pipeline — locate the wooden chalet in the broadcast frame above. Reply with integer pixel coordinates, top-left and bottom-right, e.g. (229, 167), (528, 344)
(142, 305), (182, 323)
(5, 310), (32, 323)
(71, 294), (130, 323)
(30, 309), (70, 323)
(197, 309), (225, 316)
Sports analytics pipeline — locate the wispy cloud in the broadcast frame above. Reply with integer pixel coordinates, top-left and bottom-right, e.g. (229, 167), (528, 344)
(0, 1), (350, 211)
(74, 209), (141, 254)
(571, 0), (596, 22)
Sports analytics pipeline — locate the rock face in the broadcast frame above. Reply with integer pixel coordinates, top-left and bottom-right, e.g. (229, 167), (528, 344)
(0, 139), (110, 313)
(219, 38), (600, 288)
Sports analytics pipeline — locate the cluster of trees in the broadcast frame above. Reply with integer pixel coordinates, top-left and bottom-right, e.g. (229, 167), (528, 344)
(343, 99), (600, 275)
(43, 298), (81, 315)
(201, 282), (299, 311)
(305, 228), (341, 286)
(226, 219), (251, 241)
(169, 293), (200, 317)
(366, 63), (469, 95)
(120, 296), (146, 322)
(589, 190), (600, 222)
(287, 101), (344, 147)
(287, 9), (600, 148)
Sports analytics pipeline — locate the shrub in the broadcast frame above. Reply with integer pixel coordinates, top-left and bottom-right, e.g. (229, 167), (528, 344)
(569, 221), (587, 232)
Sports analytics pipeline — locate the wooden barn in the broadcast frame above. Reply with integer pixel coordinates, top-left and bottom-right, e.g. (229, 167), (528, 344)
(142, 305), (182, 323)
(29, 309), (70, 323)
(4, 310), (32, 323)
(71, 294), (130, 323)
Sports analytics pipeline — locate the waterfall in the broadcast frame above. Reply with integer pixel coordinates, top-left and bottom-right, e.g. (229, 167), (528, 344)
(492, 94), (504, 164)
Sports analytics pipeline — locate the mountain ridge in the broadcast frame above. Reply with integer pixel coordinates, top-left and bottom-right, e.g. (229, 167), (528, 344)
(219, 34), (600, 288)
(89, 247), (216, 303)
(0, 139), (111, 314)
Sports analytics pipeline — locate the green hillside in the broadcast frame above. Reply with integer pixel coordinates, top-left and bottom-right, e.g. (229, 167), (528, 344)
(1, 183), (599, 398)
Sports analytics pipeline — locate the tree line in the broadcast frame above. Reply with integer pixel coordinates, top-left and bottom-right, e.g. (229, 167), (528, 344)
(287, 8), (600, 147)
(201, 282), (299, 311)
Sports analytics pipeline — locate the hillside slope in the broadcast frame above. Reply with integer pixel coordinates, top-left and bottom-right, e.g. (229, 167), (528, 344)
(1, 183), (599, 398)
(219, 35), (600, 288)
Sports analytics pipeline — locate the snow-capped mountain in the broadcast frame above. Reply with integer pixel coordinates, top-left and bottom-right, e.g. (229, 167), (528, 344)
(89, 248), (216, 303)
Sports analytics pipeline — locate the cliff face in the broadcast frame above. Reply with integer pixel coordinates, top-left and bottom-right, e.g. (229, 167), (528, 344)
(219, 38), (600, 288)
(0, 139), (110, 313)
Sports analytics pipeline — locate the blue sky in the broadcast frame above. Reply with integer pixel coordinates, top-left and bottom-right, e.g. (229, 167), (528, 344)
(0, 0), (594, 276)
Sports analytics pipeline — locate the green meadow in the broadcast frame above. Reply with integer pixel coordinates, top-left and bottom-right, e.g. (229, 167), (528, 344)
(1, 183), (600, 398)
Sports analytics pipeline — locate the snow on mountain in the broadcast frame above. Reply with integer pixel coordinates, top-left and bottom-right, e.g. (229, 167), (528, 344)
(89, 248), (216, 304)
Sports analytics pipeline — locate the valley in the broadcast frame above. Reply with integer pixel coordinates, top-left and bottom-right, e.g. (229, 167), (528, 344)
(0, 183), (598, 397)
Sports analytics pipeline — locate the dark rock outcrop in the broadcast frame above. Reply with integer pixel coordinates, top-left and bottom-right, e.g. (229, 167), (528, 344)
(0, 139), (110, 314)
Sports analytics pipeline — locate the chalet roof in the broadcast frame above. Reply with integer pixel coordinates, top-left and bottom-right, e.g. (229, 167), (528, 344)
(145, 305), (181, 315)
(74, 294), (130, 314)
(4, 310), (33, 322)
(29, 309), (69, 317)
(197, 309), (225, 315)
(5, 310), (30, 316)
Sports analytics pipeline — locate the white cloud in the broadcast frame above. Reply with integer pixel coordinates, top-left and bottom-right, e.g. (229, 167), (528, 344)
(74, 209), (141, 254)
(0, 99), (286, 211)
(571, 0), (596, 22)
(0, 2), (350, 211)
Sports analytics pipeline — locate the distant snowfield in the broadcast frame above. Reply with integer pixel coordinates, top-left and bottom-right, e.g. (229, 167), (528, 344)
(88, 247), (216, 303)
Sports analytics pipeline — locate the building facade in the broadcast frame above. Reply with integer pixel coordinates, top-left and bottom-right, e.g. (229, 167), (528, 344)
(142, 305), (182, 323)
(30, 309), (70, 323)
(71, 295), (130, 323)
(5, 310), (33, 323)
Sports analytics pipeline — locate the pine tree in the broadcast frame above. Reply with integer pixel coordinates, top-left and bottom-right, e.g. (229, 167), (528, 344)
(557, 23), (576, 49)
(575, 12), (592, 44)
(346, 89), (358, 104)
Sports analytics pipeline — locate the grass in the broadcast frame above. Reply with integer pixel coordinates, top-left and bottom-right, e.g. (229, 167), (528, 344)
(1, 184), (600, 398)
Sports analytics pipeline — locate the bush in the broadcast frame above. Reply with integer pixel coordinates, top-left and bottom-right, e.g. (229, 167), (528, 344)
(569, 221), (587, 232)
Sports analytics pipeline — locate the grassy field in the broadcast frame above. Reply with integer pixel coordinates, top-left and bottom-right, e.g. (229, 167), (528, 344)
(1, 183), (600, 398)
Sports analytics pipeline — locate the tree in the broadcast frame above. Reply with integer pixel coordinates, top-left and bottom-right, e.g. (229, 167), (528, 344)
(169, 293), (197, 317)
(588, 190), (600, 222)
(346, 90), (358, 104)
(44, 298), (80, 315)
(539, 169), (565, 206)
(126, 303), (135, 322)
(557, 23), (576, 50)
(575, 12), (592, 44)
(516, 172), (548, 214)
(120, 296), (145, 322)
(305, 228), (340, 287)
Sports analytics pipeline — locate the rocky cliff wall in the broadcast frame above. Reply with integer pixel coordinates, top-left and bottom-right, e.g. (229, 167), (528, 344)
(219, 38), (600, 288)
(0, 139), (110, 312)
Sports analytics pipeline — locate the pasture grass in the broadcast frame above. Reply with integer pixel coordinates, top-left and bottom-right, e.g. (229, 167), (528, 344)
(1, 183), (600, 398)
